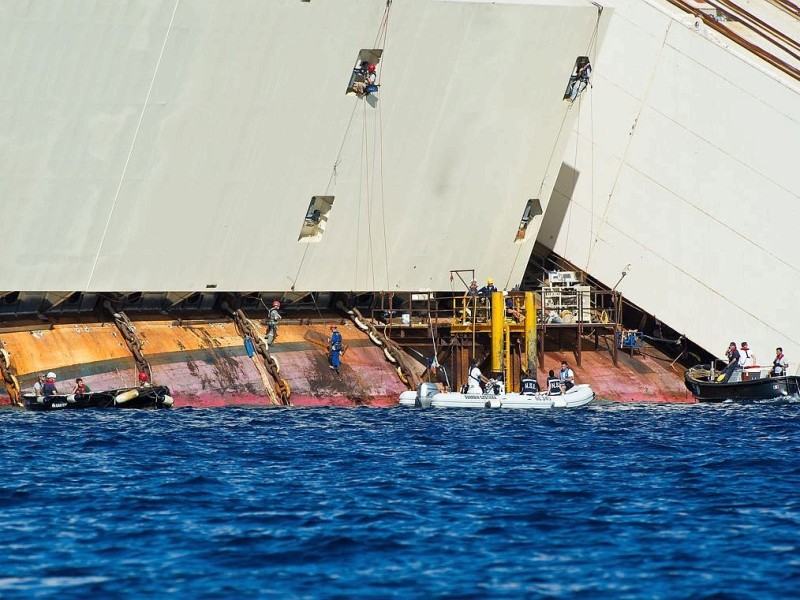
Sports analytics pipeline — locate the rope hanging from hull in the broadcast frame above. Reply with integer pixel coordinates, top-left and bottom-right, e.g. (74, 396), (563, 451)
(0, 344), (21, 407)
(224, 304), (290, 405)
(337, 301), (420, 389)
(104, 304), (153, 385)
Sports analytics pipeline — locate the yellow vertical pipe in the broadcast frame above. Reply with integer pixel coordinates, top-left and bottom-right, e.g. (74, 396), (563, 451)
(525, 292), (536, 373)
(504, 322), (512, 391)
(491, 291), (504, 374)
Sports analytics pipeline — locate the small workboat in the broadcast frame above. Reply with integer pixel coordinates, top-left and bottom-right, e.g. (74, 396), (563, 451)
(21, 385), (174, 411)
(399, 381), (595, 409)
(684, 364), (800, 402)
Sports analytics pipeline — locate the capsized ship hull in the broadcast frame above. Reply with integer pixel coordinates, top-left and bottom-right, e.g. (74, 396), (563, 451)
(543, 0), (800, 372)
(1, 319), (407, 408)
(2, 0), (604, 293)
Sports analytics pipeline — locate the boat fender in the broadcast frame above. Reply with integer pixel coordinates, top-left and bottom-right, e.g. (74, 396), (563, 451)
(353, 317), (369, 332)
(397, 366), (409, 385)
(0, 348), (9, 368)
(484, 398), (502, 408)
(114, 389), (140, 404)
(162, 395), (174, 408)
(368, 331), (383, 346)
(383, 347), (397, 363)
(66, 394), (76, 403)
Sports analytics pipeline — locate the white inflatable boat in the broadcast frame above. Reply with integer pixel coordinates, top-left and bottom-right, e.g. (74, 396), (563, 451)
(399, 381), (595, 409)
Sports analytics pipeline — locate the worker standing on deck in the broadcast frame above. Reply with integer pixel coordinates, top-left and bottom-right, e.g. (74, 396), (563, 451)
(266, 300), (281, 345)
(467, 358), (489, 393)
(478, 278), (497, 297)
(461, 279), (479, 324)
(329, 325), (343, 375)
(721, 342), (741, 383)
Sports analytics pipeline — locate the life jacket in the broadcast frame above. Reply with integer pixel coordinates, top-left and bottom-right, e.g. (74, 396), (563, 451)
(521, 377), (538, 395)
(548, 377), (561, 395)
(773, 354), (786, 375)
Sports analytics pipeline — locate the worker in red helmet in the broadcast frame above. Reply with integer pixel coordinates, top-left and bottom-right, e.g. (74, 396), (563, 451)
(266, 300), (282, 346)
(351, 62), (378, 98)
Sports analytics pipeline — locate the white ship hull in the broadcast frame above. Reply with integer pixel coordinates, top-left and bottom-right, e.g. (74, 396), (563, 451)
(1, 0), (602, 293)
(540, 0), (800, 373)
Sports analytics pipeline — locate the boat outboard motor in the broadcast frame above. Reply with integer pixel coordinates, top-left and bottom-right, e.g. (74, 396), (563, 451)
(415, 382), (439, 408)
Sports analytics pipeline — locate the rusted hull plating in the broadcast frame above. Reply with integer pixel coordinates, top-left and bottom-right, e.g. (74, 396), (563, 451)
(0, 320), (408, 408)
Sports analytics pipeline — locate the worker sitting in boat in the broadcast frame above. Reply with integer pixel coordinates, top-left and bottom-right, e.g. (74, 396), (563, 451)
(521, 370), (540, 395)
(738, 341), (756, 367)
(138, 371), (151, 387)
(720, 342), (741, 383)
(73, 377), (91, 396)
(33, 373), (45, 396)
(547, 370), (562, 395)
(467, 358), (490, 393)
(42, 372), (58, 396)
(771, 347), (789, 377)
(559, 361), (575, 391)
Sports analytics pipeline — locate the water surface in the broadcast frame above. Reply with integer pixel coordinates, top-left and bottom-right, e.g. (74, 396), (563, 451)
(2, 402), (799, 598)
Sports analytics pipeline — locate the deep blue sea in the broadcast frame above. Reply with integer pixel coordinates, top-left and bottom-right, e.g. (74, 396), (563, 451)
(2, 402), (800, 599)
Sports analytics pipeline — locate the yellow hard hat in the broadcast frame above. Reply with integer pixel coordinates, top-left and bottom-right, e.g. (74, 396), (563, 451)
(487, 278), (493, 284)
